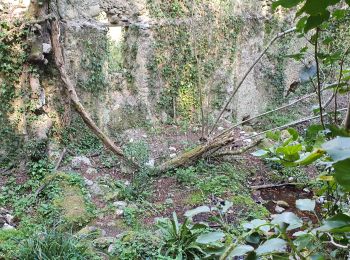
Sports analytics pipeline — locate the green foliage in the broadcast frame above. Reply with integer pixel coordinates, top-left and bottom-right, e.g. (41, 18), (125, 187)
(60, 116), (102, 154)
(112, 231), (162, 259)
(175, 162), (249, 198)
(251, 124), (350, 258)
(156, 212), (224, 259)
(147, 0), (242, 123)
(273, 0), (350, 32)
(0, 21), (28, 166)
(17, 228), (96, 260)
(79, 38), (108, 93)
(123, 141), (150, 166)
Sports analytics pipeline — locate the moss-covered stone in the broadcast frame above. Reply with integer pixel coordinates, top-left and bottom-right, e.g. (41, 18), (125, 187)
(53, 181), (91, 229)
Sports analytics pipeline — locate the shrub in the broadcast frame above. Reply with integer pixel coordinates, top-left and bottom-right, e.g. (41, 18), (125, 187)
(17, 228), (97, 260)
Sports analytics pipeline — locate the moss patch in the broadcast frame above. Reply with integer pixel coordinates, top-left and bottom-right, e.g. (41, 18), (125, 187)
(53, 182), (91, 229)
(230, 195), (269, 220)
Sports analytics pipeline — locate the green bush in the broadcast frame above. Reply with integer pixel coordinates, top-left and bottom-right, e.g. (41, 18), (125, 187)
(112, 231), (162, 260)
(17, 229), (97, 260)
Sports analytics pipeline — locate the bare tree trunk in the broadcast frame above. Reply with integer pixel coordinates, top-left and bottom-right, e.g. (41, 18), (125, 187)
(50, 19), (139, 170)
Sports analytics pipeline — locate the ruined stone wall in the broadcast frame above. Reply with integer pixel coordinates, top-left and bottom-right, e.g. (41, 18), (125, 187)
(1, 0), (308, 148)
(57, 0), (303, 129)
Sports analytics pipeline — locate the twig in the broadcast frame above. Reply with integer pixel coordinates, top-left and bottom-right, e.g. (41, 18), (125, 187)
(233, 108), (348, 144)
(0, 165), (15, 175)
(251, 183), (303, 190)
(213, 82), (341, 141)
(210, 27), (296, 134)
(325, 232), (349, 249)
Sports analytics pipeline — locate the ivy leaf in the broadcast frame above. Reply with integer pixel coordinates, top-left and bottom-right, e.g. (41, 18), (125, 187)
(296, 199), (316, 211)
(256, 238), (287, 255)
(322, 137), (350, 162)
(333, 159), (350, 191)
(272, 0), (303, 10)
(317, 213), (350, 233)
(229, 245), (254, 257)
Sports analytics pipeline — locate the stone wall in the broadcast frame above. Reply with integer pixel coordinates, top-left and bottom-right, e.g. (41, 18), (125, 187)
(1, 0), (307, 142)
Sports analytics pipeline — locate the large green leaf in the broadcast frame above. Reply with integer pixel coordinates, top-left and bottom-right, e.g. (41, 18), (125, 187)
(296, 199), (316, 211)
(243, 219), (271, 234)
(293, 149), (325, 166)
(256, 238), (287, 255)
(304, 11), (330, 32)
(322, 137), (350, 162)
(302, 0), (329, 15)
(185, 206), (212, 218)
(271, 212), (303, 231)
(276, 144), (302, 162)
(229, 245), (254, 257)
(196, 231), (225, 245)
(333, 159), (350, 191)
(317, 213), (350, 233)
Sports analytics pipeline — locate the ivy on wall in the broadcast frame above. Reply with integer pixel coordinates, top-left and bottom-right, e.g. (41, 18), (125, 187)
(147, 0), (243, 123)
(0, 21), (28, 166)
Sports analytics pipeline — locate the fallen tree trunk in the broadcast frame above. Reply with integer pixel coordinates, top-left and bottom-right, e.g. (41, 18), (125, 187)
(50, 20), (139, 170)
(156, 108), (348, 173)
(156, 130), (237, 173)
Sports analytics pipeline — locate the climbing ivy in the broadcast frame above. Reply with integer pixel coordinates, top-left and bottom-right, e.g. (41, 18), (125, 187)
(0, 21), (28, 166)
(147, 0), (243, 122)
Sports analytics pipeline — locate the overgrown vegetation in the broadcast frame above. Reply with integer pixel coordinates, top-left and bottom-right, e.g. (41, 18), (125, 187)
(1, 0), (350, 259)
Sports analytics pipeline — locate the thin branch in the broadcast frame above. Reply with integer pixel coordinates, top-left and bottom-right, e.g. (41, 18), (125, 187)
(315, 28), (325, 129)
(233, 108), (348, 144)
(209, 27), (296, 135)
(325, 232), (349, 249)
(213, 82), (340, 141)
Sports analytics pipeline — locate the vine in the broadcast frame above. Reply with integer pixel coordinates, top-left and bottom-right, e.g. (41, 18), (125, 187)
(0, 20), (29, 166)
(147, 0), (243, 123)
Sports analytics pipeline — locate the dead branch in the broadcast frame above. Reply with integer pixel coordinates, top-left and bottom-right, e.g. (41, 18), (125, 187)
(156, 108), (347, 174)
(250, 183), (302, 190)
(210, 27), (296, 134)
(50, 19), (139, 171)
(54, 148), (66, 171)
(213, 138), (263, 157)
